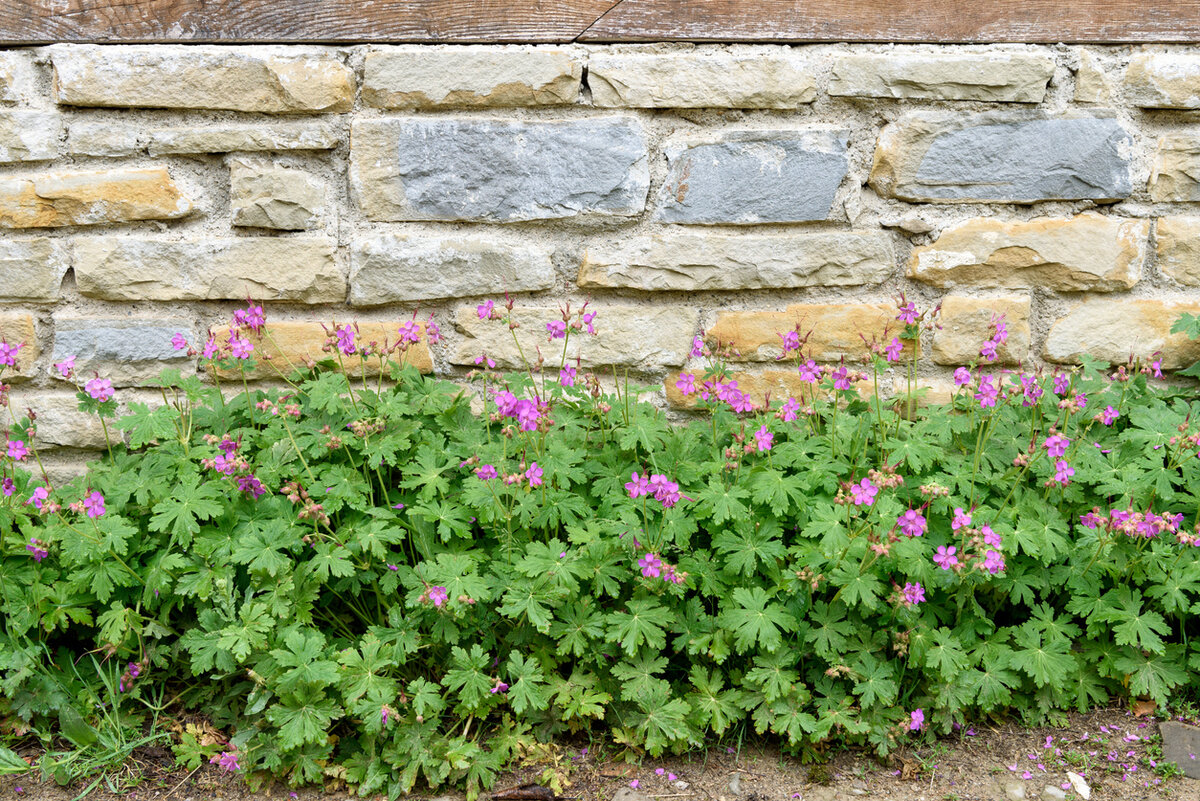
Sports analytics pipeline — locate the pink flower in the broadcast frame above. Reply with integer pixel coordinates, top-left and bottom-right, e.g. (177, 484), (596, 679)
(171, 333), (188, 351)
(897, 302), (919, 325)
(428, 586), (449, 607)
(675, 372), (696, 395)
(26, 485), (49, 509)
(1, 478), (12, 496)
(980, 340), (998, 362)
(490, 680), (509, 694)
(974, 375), (999, 408)
(629, 781), (640, 790)
(6, 439), (29, 461)
(1099, 405), (1119, 425)
(903, 582), (925, 605)
(648, 474), (683, 508)
(210, 750), (240, 773)
(229, 337), (253, 359)
(475, 464), (497, 480)
(398, 320), (421, 343)
(849, 478), (878, 506)
(334, 325), (356, 355)
(237, 475), (266, 499)
(525, 462), (543, 487)
(1053, 373), (1070, 396)
(778, 397), (800, 422)
(54, 355), (76, 378)
(884, 337), (903, 362)
(202, 338), (219, 359)
(240, 303), (265, 333)
(980, 549), (1005, 574)
(1052, 459), (1074, 485)
(1151, 358), (1164, 379)
(898, 509), (927, 537)
(831, 365), (852, 391)
(638, 552), (663, 578)
(477, 300), (495, 320)
(951, 507), (972, 530)
(910, 709), (925, 730)
(0, 340), (23, 367)
(689, 336), (705, 359)
(83, 491), (106, 518)
(425, 314), (442, 344)
(799, 360), (821, 383)
(778, 330), (801, 355)
(982, 525), (1002, 548)
(85, 377), (114, 402)
(953, 367), (972, 387)
(754, 425), (773, 452)
(625, 471), (650, 499)
(559, 365), (577, 387)
(1043, 434), (1069, 457)
(581, 310), (597, 335)
(992, 318), (1009, 345)
(546, 320), (567, 339)
(25, 538), (48, 562)
(934, 545), (959, 570)
(475, 352), (496, 369)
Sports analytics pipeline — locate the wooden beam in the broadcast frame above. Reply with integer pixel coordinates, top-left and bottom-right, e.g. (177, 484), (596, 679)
(578, 0), (1200, 44)
(0, 0), (621, 44)
(1, 0), (1198, 43)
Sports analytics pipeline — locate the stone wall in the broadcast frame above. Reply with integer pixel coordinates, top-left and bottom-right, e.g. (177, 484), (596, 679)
(3, 42), (1200, 477)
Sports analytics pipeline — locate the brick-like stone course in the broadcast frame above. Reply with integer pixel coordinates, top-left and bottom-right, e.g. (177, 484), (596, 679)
(579, 231), (893, 291)
(148, 122), (340, 155)
(1125, 53), (1200, 109)
(52, 317), (195, 386)
(1155, 217), (1200, 286)
(931, 294), (1031, 366)
(1044, 300), (1200, 368)
(829, 51), (1054, 102)
(706, 304), (909, 362)
(351, 118), (649, 222)
(230, 160), (325, 230)
(1150, 135), (1200, 202)
(214, 322), (433, 379)
(0, 112), (63, 163)
(0, 167), (191, 228)
(655, 130), (849, 224)
(0, 239), (69, 300)
(0, 313), (38, 381)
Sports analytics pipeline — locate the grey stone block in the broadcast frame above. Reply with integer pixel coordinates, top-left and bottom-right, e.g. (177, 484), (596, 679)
(52, 317), (194, 386)
(655, 130), (848, 224)
(350, 117), (649, 221)
(1160, 721), (1200, 779)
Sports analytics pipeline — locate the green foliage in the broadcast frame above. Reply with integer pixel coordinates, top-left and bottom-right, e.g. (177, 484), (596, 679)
(2, 306), (1200, 797)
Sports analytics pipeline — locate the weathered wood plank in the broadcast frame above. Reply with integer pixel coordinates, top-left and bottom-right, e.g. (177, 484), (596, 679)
(0, 0), (620, 44)
(1, 0), (1199, 43)
(580, 0), (1200, 43)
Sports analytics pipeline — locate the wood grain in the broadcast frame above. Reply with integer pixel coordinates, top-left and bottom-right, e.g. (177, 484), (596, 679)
(579, 0), (1200, 43)
(1, 0), (1199, 43)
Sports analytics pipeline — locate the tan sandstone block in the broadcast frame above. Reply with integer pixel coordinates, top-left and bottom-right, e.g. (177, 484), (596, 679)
(892, 377), (960, 408)
(1150, 135), (1200, 202)
(230, 160), (325, 230)
(0, 112), (64, 163)
(0, 313), (38, 382)
(579, 231), (893, 291)
(148, 122), (340, 155)
(1074, 50), (1113, 103)
(931, 294), (1031, 366)
(213, 321), (432, 379)
(829, 50), (1054, 102)
(908, 215), (1147, 292)
(451, 305), (698, 369)
(0, 167), (191, 229)
(706, 304), (912, 363)
(0, 238), (69, 301)
(1155, 217), (1200, 286)
(15, 393), (109, 450)
(664, 369), (871, 410)
(1126, 53), (1200, 109)
(75, 237), (343, 303)
(363, 46), (581, 108)
(1044, 300), (1200, 368)
(51, 45), (354, 113)
(588, 49), (816, 109)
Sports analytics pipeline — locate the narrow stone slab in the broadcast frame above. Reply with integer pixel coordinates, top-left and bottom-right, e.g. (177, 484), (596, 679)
(706, 304), (909, 362)
(0, 167), (192, 229)
(1150, 135), (1200, 202)
(0, 112), (63, 163)
(148, 121), (340, 155)
(908, 215), (1147, 291)
(0, 238), (69, 300)
(588, 49), (816, 108)
(451, 304), (698, 369)
(75, 237), (344, 302)
(20, 394), (109, 450)
(870, 112), (1133, 203)
(1044, 300), (1200, 368)
(1159, 722), (1200, 779)
(829, 51), (1054, 102)
(1126, 53), (1200, 109)
(51, 45), (354, 113)
(655, 130), (848, 224)
(351, 117), (648, 222)
(350, 234), (555, 306)
(68, 121), (144, 157)
(214, 321), (433, 379)
(363, 45), (581, 108)
(579, 231), (893, 290)
(52, 316), (195, 386)
(931, 294), (1031, 366)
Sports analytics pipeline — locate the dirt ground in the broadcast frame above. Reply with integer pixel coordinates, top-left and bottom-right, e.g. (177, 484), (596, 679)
(1, 707), (1198, 801)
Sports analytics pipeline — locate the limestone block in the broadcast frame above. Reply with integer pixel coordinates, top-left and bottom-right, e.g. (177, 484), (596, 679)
(230, 160), (325, 230)
(1126, 53), (1200, 109)
(829, 51), (1054, 102)
(0, 167), (191, 229)
(931, 294), (1032, 366)
(52, 316), (193, 386)
(1044, 300), (1200, 368)
(0, 112), (64, 163)
(148, 122), (340, 155)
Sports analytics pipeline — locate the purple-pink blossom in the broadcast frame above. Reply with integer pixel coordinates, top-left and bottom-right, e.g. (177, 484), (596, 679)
(1099, 405), (1119, 425)
(974, 375), (999, 408)
(525, 462), (543, 487)
(475, 464), (497, 480)
(26, 485), (49, 509)
(953, 367), (972, 387)
(910, 709), (925, 731)
(884, 337), (903, 362)
(898, 509), (927, 537)
(237, 474), (266, 499)
(982, 524), (1002, 548)
(849, 478), (878, 507)
(0, 340), (22, 367)
(1052, 459), (1075, 486)
(779, 397), (800, 422)
(559, 365), (576, 387)
(902, 582), (925, 605)
(934, 545), (959, 570)
(210, 750), (240, 773)
(428, 586), (449, 607)
(477, 300), (494, 320)
(799, 360), (822, 383)
(334, 325), (356, 355)
(85, 377), (114, 402)
(546, 320), (566, 339)
(754, 425), (773, 452)
(398, 320), (421, 343)
(54, 355), (76, 378)
(6, 439), (28, 461)
(230, 337), (253, 359)
(83, 491), (106, 519)
(625, 471), (650, 499)
(897, 302), (919, 325)
(675, 372), (696, 395)
(951, 507), (972, 531)
(981, 549), (1005, 574)
(25, 538), (48, 562)
(638, 552), (663, 578)
(171, 333), (188, 351)
(1043, 434), (1069, 458)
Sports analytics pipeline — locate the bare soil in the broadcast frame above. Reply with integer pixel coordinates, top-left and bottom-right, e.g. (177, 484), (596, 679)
(1, 707), (1197, 801)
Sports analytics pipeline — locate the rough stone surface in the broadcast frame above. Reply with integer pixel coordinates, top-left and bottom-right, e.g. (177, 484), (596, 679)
(908, 214), (1147, 291)
(1044, 300), (1200, 368)
(350, 234), (555, 306)
(351, 117), (648, 222)
(0, 112), (63, 163)
(215, 321), (432, 379)
(0, 55), (19, 103)
(1158, 722), (1200, 779)
(579, 231), (893, 291)
(0, 238), (69, 301)
(870, 112), (1133, 203)
(1156, 217), (1200, 286)
(363, 46), (581, 108)
(1126, 53), (1200, 109)
(829, 51), (1054, 102)
(1074, 50), (1112, 103)
(706, 304), (910, 362)
(1150, 135), (1200, 202)
(0, 313), (38, 381)
(75, 237), (343, 303)
(68, 121), (143, 157)
(52, 316), (192, 386)
(148, 122), (340, 155)
(587, 49), (816, 108)
(51, 45), (354, 113)
(0, 167), (192, 229)
(23, 394), (110, 450)
(666, 368), (870, 409)
(655, 130), (849, 224)
(230, 159), (325, 230)
(451, 305), (698, 369)
(931, 294), (1031, 366)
